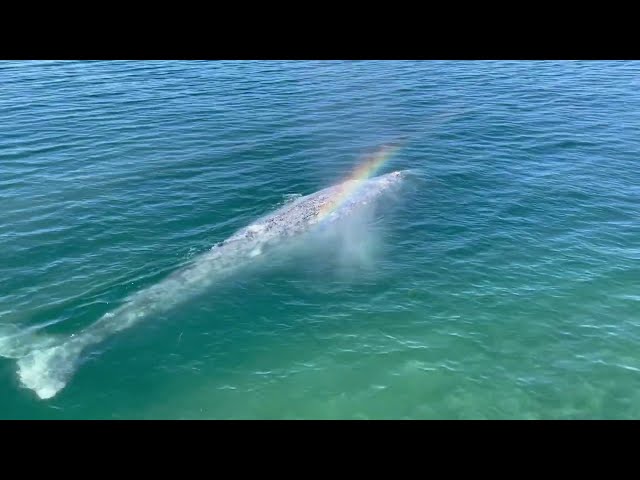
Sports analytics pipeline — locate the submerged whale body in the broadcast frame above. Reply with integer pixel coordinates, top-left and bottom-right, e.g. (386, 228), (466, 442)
(9, 170), (407, 400)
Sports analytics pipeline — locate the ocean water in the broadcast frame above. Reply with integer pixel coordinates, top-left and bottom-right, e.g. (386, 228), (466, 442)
(1, 60), (639, 419)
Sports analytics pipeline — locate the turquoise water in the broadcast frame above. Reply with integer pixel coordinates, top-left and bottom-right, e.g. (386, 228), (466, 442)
(1, 60), (639, 419)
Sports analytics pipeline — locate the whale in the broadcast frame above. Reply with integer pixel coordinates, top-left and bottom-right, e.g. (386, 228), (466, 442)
(6, 170), (407, 400)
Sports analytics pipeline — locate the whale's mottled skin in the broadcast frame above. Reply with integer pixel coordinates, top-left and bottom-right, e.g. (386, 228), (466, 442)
(222, 170), (405, 251)
(13, 170), (407, 400)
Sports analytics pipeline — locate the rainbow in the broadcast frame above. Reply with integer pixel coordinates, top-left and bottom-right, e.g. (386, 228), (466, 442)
(317, 141), (405, 221)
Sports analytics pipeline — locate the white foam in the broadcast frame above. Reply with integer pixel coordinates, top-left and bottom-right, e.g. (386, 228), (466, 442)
(1, 325), (81, 399)
(16, 342), (83, 400)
